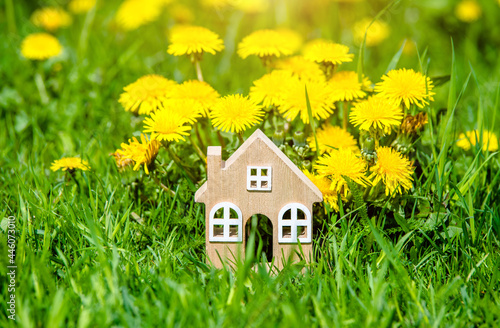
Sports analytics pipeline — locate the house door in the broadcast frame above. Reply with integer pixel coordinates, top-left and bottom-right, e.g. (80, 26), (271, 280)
(245, 214), (273, 263)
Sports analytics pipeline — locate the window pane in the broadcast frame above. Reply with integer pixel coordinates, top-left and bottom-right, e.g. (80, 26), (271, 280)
(213, 225), (224, 236)
(261, 181), (268, 188)
(214, 208), (224, 219)
(282, 226), (292, 238)
(297, 209), (306, 220)
(297, 226), (307, 237)
(251, 168), (257, 176)
(282, 209), (291, 220)
(261, 168), (268, 176)
(229, 208), (239, 219)
(229, 226), (238, 237)
(250, 180), (258, 188)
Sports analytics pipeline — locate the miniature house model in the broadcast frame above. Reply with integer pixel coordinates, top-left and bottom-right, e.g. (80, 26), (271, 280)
(195, 129), (323, 269)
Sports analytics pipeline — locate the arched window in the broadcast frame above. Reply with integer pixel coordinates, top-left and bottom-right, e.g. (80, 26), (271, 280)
(209, 202), (243, 242)
(278, 203), (311, 243)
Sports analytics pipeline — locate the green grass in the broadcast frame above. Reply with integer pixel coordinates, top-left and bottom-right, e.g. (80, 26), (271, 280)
(1, 0), (500, 327)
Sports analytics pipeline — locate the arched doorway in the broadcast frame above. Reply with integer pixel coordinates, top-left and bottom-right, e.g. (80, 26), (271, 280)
(245, 214), (273, 263)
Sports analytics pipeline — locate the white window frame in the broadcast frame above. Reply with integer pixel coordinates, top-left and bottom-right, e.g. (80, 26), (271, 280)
(278, 203), (312, 243)
(247, 166), (272, 191)
(209, 202), (243, 242)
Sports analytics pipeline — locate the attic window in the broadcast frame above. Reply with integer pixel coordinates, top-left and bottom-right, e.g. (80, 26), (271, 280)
(247, 166), (272, 191)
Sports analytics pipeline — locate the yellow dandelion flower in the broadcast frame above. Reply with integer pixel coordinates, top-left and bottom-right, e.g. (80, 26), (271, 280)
(303, 40), (354, 66)
(315, 148), (370, 198)
(51, 157), (90, 172)
(68, 0), (96, 14)
(353, 18), (390, 47)
(369, 147), (414, 196)
(143, 111), (192, 142)
(115, 0), (163, 31)
(21, 33), (63, 60)
(116, 134), (160, 174)
(276, 56), (324, 82)
(307, 124), (359, 154)
(167, 25), (224, 56)
(169, 4), (195, 24)
(303, 170), (340, 211)
(230, 0), (269, 13)
(455, 0), (482, 23)
(169, 80), (220, 116)
(210, 94), (264, 133)
(328, 71), (367, 102)
(456, 130), (499, 152)
(161, 99), (203, 124)
(119, 75), (177, 115)
(279, 77), (334, 123)
(375, 68), (435, 109)
(31, 7), (72, 32)
(350, 96), (403, 134)
(110, 151), (134, 171)
(237, 29), (297, 59)
(201, 0), (229, 9)
(249, 70), (292, 107)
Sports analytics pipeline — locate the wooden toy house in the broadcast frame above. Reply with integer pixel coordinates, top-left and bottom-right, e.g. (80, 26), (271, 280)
(195, 129), (323, 269)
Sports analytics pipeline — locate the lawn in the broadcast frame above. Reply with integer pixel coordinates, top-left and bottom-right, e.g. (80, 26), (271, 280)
(1, 0), (500, 327)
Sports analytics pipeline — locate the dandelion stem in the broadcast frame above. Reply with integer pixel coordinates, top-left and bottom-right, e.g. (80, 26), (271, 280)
(4, 0), (17, 35)
(189, 134), (207, 163)
(166, 145), (197, 183)
(194, 123), (206, 152)
(152, 175), (176, 197)
(77, 3), (96, 60)
(195, 60), (204, 82)
(216, 130), (226, 148)
(237, 132), (244, 145)
(34, 71), (49, 105)
(343, 101), (350, 130)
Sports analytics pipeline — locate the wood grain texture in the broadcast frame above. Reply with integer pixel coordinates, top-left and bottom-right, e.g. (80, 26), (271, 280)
(195, 129), (322, 269)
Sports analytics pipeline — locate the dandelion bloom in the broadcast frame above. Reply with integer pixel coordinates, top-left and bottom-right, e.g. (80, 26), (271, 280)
(115, 0), (163, 31)
(51, 157), (90, 172)
(143, 111), (192, 142)
(169, 80), (220, 116)
(167, 25), (224, 56)
(328, 71), (368, 102)
(456, 130), (498, 152)
(237, 29), (298, 59)
(353, 18), (390, 47)
(369, 147), (414, 196)
(455, 0), (482, 23)
(307, 124), (359, 154)
(110, 151), (134, 171)
(116, 134), (160, 174)
(161, 99), (204, 124)
(303, 40), (354, 66)
(249, 70), (292, 108)
(303, 170), (340, 211)
(375, 68), (435, 109)
(232, 0), (269, 13)
(169, 4), (195, 24)
(315, 148), (370, 198)
(350, 96), (403, 134)
(68, 0), (96, 14)
(21, 33), (63, 60)
(210, 95), (264, 133)
(31, 7), (72, 32)
(276, 56), (324, 82)
(119, 75), (176, 115)
(279, 77), (334, 124)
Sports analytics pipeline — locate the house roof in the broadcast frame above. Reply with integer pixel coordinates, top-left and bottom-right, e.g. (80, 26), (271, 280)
(195, 129), (323, 202)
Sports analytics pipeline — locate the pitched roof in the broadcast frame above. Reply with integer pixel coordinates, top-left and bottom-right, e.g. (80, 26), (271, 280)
(195, 129), (323, 202)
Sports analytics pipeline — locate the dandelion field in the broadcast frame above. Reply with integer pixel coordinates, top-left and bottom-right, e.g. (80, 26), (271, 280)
(1, 0), (500, 326)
